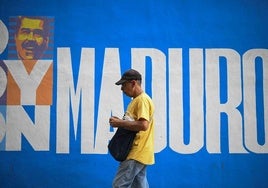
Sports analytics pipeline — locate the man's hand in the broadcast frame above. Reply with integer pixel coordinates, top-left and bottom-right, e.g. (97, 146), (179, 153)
(109, 116), (121, 128)
(109, 116), (149, 132)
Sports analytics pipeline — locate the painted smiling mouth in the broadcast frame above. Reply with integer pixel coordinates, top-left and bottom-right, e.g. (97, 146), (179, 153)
(23, 47), (35, 58)
(24, 47), (35, 51)
(24, 47), (35, 54)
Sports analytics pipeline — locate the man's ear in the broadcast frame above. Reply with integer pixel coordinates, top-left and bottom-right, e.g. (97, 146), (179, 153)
(44, 37), (49, 49)
(131, 80), (136, 86)
(44, 36), (49, 48)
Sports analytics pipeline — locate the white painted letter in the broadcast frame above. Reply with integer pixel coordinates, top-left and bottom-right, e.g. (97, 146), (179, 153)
(0, 20), (8, 54)
(95, 48), (124, 153)
(206, 49), (247, 153)
(131, 48), (167, 153)
(57, 48), (95, 153)
(169, 48), (204, 154)
(0, 65), (7, 97)
(5, 106), (50, 151)
(4, 60), (52, 105)
(243, 49), (268, 153)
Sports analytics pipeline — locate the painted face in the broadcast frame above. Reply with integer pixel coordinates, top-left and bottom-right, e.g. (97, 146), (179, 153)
(15, 17), (48, 60)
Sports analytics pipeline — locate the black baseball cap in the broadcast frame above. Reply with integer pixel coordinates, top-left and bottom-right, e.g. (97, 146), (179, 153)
(115, 69), (142, 85)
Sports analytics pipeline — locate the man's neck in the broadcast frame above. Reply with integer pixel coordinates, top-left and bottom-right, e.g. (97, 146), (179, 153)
(133, 88), (143, 98)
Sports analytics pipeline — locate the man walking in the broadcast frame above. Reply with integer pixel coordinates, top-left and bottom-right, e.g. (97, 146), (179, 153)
(109, 69), (155, 188)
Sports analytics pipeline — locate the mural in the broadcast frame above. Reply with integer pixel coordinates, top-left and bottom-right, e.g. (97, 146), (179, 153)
(0, 0), (268, 187)
(6, 16), (53, 105)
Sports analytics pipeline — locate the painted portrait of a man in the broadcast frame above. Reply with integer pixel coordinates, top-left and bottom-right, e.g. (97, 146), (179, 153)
(15, 16), (50, 60)
(5, 16), (54, 105)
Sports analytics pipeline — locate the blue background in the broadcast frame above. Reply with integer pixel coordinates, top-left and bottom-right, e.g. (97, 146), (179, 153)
(1, 0), (268, 187)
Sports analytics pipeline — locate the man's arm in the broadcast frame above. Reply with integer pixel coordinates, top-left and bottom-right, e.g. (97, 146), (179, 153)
(109, 116), (149, 132)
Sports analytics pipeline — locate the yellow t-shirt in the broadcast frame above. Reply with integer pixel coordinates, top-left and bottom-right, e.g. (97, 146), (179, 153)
(125, 92), (155, 165)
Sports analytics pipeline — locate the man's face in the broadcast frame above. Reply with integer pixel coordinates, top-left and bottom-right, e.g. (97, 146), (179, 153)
(121, 81), (134, 97)
(15, 17), (48, 60)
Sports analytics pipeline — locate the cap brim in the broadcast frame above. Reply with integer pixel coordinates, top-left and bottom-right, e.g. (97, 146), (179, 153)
(115, 79), (127, 85)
